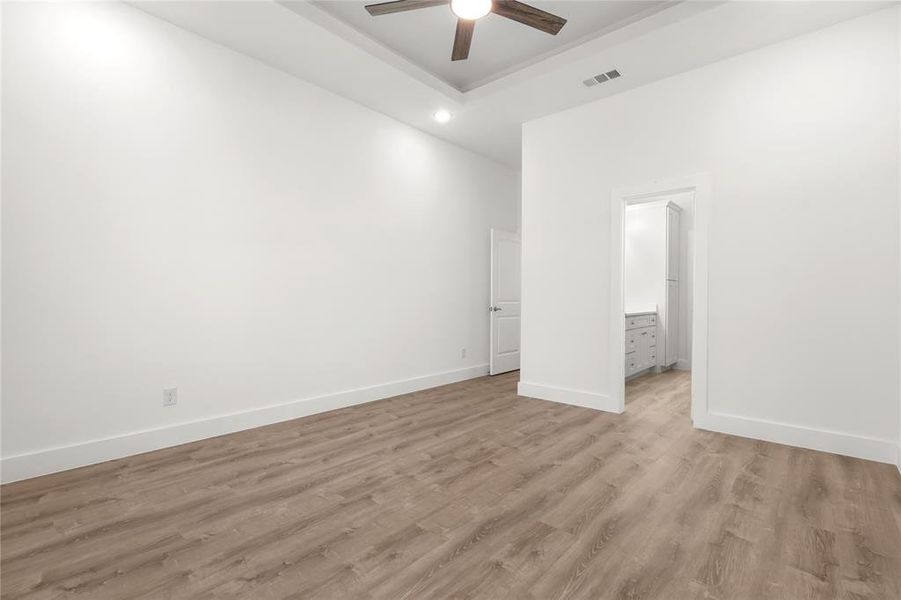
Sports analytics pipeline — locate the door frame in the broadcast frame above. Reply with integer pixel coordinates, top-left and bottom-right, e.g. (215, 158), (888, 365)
(609, 173), (710, 423)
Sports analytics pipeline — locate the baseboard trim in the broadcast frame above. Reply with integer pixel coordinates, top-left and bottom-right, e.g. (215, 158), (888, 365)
(625, 366), (655, 381)
(694, 411), (897, 465)
(1, 364), (489, 484)
(517, 381), (621, 413)
(897, 443), (901, 476)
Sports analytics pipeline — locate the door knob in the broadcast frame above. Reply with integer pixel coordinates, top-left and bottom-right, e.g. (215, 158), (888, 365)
(489, 306), (503, 312)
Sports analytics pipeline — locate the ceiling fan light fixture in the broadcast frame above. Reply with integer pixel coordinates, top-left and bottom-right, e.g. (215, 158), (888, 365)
(451, 0), (492, 20)
(365, 0), (566, 61)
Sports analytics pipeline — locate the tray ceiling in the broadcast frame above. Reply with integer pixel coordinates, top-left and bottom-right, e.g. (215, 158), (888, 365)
(306, 1), (671, 91)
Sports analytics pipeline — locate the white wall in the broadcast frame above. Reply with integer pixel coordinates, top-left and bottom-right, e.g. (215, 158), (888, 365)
(0, 2), (518, 481)
(522, 8), (900, 463)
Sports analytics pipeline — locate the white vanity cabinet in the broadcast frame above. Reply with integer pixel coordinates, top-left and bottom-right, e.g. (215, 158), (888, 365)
(625, 312), (657, 378)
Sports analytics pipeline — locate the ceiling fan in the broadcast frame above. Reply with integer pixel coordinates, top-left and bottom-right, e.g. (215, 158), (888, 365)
(363, 0), (567, 61)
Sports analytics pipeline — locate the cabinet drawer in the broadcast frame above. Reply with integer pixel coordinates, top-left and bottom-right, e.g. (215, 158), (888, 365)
(626, 330), (638, 353)
(626, 315), (652, 330)
(635, 327), (654, 342)
(625, 352), (639, 375)
(648, 347), (657, 364)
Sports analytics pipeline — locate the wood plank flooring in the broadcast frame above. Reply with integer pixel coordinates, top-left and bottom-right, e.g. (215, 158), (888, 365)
(2, 370), (900, 599)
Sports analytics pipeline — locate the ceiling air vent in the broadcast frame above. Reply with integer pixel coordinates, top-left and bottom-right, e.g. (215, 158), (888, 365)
(583, 69), (622, 87)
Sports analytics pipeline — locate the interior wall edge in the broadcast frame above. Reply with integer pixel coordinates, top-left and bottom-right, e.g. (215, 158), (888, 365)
(0, 364), (489, 484)
(695, 411), (898, 466)
(897, 1), (901, 478)
(517, 381), (621, 414)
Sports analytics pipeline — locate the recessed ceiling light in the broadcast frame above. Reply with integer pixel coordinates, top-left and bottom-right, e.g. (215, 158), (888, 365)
(433, 109), (452, 124)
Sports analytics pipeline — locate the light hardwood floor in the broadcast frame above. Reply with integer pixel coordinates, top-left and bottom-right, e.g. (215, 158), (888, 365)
(2, 370), (900, 599)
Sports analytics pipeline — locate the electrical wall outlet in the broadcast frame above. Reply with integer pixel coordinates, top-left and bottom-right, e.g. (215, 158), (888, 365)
(461, 348), (467, 359)
(163, 387), (178, 407)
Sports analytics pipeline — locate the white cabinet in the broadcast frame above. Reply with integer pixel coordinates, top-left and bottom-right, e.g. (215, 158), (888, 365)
(666, 205), (680, 281)
(663, 280), (679, 366)
(625, 313), (657, 378)
(662, 203), (680, 368)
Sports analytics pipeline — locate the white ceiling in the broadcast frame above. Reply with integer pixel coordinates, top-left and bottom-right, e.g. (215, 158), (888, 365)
(305, 1), (671, 91)
(131, 1), (893, 169)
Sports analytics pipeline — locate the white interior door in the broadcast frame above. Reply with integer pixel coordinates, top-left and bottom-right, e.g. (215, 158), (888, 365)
(490, 229), (521, 375)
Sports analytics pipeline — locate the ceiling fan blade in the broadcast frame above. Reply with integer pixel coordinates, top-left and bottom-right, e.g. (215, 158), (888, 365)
(491, 0), (566, 35)
(452, 19), (475, 61)
(365, 0), (448, 16)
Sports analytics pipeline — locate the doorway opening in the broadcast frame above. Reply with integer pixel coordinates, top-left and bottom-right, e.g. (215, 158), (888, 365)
(624, 194), (693, 412)
(609, 175), (709, 421)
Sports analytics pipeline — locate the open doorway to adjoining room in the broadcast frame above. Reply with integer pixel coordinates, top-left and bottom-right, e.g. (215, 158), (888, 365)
(623, 193), (694, 414)
(609, 175), (709, 421)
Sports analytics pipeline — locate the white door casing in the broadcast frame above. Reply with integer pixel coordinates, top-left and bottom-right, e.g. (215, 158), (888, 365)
(609, 173), (710, 420)
(490, 229), (521, 375)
